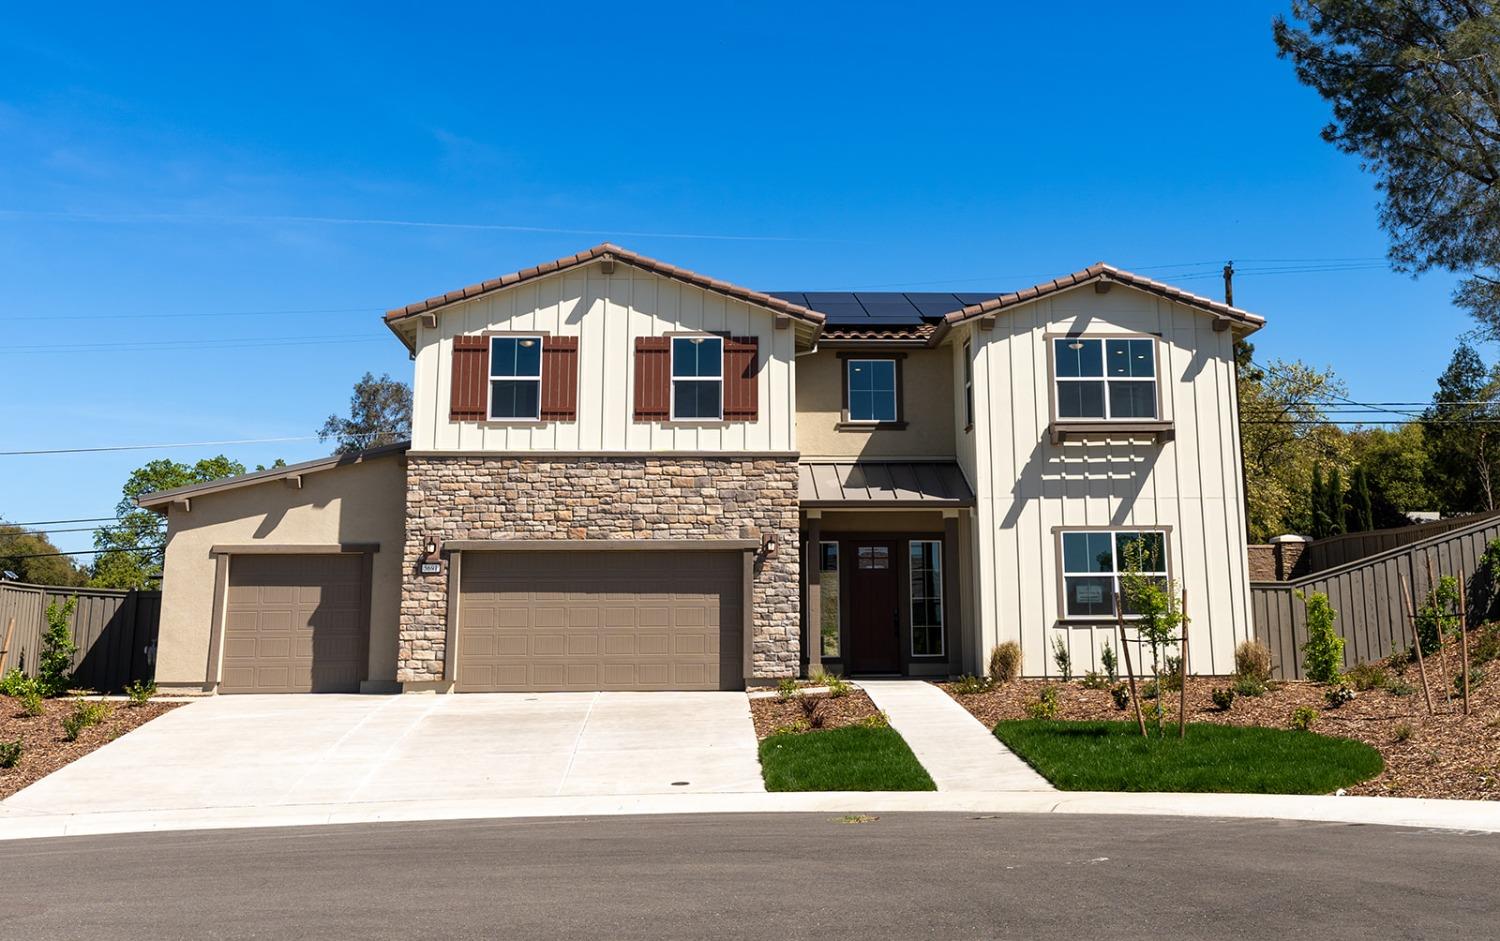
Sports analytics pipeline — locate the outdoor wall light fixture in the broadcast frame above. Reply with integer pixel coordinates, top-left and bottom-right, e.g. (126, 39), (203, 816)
(423, 536), (441, 559)
(761, 534), (778, 556)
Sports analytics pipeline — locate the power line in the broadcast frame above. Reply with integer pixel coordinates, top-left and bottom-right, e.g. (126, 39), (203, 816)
(0, 546), (162, 560)
(1, 334), (386, 355)
(0, 516), (116, 527)
(5, 306), (383, 323)
(0, 430), (399, 456)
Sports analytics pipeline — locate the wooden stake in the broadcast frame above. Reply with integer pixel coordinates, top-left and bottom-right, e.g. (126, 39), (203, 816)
(1178, 587), (1189, 740)
(0, 616), (13, 672)
(1399, 572), (1436, 715)
(1427, 555), (1452, 705)
(1115, 593), (1147, 737)
(1459, 573), (1471, 717)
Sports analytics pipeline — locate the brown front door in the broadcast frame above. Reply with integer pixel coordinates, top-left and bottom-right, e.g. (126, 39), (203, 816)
(846, 540), (900, 674)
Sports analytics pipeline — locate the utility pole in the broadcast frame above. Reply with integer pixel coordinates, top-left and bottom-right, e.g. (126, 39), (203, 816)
(1223, 261), (1234, 306)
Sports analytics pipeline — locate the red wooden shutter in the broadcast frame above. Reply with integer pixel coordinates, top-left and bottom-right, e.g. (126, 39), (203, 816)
(539, 336), (579, 421)
(633, 337), (671, 421)
(449, 335), (490, 422)
(723, 336), (759, 422)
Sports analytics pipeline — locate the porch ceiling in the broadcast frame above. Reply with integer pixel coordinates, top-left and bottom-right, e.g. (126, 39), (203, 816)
(798, 460), (974, 508)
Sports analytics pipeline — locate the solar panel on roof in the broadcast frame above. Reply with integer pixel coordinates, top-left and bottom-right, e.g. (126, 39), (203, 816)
(802, 292), (859, 306)
(954, 292), (1004, 305)
(768, 292), (808, 307)
(816, 303), (871, 322)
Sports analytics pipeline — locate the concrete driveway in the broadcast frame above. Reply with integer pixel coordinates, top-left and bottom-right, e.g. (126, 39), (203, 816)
(1, 693), (764, 818)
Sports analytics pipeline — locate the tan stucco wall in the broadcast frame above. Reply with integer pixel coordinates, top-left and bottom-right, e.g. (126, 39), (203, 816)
(796, 348), (956, 458)
(154, 453), (406, 690)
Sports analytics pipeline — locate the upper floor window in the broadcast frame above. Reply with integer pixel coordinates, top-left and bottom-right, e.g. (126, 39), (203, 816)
(490, 335), (543, 420)
(847, 358), (898, 423)
(1053, 337), (1158, 421)
(1059, 529), (1167, 618)
(962, 340), (974, 429)
(672, 336), (723, 420)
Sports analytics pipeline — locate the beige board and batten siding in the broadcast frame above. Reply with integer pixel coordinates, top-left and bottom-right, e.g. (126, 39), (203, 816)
(411, 268), (798, 453)
(153, 452), (405, 690)
(796, 347), (955, 458)
(964, 287), (1252, 677)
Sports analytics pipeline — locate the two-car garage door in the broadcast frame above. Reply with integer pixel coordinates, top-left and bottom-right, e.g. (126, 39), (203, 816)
(456, 550), (743, 692)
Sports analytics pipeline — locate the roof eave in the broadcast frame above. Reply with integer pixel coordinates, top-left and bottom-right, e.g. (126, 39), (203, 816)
(137, 441), (411, 510)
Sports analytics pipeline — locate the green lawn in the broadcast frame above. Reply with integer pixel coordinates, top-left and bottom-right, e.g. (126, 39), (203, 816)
(758, 725), (936, 792)
(994, 720), (1384, 794)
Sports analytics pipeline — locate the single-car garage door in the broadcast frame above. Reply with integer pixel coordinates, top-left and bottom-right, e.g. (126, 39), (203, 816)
(457, 550), (743, 692)
(221, 554), (367, 693)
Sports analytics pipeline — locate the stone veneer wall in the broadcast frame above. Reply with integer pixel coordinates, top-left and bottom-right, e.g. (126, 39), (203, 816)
(399, 455), (801, 685)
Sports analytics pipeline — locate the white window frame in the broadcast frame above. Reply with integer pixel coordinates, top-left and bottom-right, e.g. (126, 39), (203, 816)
(819, 541), (841, 659)
(1052, 336), (1160, 423)
(487, 335), (543, 421)
(845, 358), (898, 424)
(962, 340), (973, 430)
(669, 335), (724, 421)
(1057, 528), (1169, 620)
(909, 539), (944, 657)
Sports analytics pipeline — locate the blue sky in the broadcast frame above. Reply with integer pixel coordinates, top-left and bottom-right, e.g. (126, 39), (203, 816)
(0, 1), (1470, 558)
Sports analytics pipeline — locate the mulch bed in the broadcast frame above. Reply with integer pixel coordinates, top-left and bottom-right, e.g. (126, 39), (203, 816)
(0, 696), (180, 800)
(942, 640), (1500, 801)
(749, 689), (882, 740)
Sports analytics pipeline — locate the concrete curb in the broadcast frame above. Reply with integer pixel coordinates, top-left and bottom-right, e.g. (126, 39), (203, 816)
(3, 790), (1498, 842)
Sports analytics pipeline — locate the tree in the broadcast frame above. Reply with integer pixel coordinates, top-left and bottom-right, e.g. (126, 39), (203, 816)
(1346, 465), (1376, 532)
(1423, 342), (1500, 512)
(1325, 465), (1347, 537)
(1238, 353), (1350, 540)
(1311, 464), (1332, 538)
(0, 524), (88, 586)
(89, 456), (247, 589)
(1275, 3), (1500, 334)
(319, 372), (411, 455)
(1344, 423), (1433, 525)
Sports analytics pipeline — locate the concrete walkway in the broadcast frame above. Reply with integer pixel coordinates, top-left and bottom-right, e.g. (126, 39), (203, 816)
(860, 680), (1052, 791)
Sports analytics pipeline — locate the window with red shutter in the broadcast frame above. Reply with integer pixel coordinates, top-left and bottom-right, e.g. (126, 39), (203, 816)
(449, 335), (489, 422)
(633, 337), (672, 421)
(723, 336), (759, 422)
(539, 336), (579, 421)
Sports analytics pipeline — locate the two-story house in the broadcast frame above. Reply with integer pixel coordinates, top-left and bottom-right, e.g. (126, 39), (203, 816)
(143, 243), (1263, 694)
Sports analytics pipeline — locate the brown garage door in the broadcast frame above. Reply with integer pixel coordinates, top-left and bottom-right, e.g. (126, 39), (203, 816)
(221, 554), (367, 693)
(456, 550), (743, 692)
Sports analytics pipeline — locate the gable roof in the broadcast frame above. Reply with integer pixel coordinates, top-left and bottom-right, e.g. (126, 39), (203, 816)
(385, 242), (826, 330)
(941, 263), (1264, 333)
(137, 441), (409, 510)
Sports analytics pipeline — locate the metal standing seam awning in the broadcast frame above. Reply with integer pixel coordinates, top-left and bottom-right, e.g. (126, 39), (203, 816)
(798, 460), (975, 509)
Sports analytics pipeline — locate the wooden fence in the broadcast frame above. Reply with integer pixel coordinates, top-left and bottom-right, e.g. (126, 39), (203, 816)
(1299, 511), (1500, 575)
(0, 581), (161, 691)
(1251, 512), (1500, 679)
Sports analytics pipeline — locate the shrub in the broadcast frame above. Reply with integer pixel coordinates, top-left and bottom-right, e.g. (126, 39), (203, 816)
(1050, 635), (1072, 682)
(823, 674), (852, 699)
(1160, 655), (1184, 693)
(1298, 591), (1344, 683)
(1081, 670), (1109, 690)
(1387, 679), (1415, 697)
(951, 674), (992, 696)
(1, 668), (31, 697)
(61, 700), (110, 742)
(1324, 683), (1355, 708)
(859, 711), (890, 729)
(124, 679), (157, 706)
(989, 642), (1021, 683)
(1100, 641), (1119, 684)
(1457, 665), (1486, 697)
(1138, 679), (1160, 700)
(1110, 683), (1130, 710)
(21, 688), (44, 717)
(1393, 722), (1414, 743)
(1470, 624), (1500, 667)
(1025, 686), (1059, 720)
(1289, 706), (1318, 731)
(1386, 646), (1413, 673)
(1211, 687), (1235, 711)
(37, 598), (79, 698)
(1414, 575), (1461, 656)
(1345, 661), (1389, 692)
(776, 677), (798, 701)
(1233, 640), (1273, 683)
(0, 738), (20, 769)
(1233, 675), (1267, 698)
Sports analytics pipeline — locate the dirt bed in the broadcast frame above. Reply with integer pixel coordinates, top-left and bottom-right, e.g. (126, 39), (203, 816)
(0, 697), (180, 800)
(943, 642), (1500, 800)
(749, 689), (882, 740)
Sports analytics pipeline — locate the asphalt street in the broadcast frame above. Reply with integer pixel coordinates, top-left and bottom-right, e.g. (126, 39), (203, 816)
(2, 813), (1495, 940)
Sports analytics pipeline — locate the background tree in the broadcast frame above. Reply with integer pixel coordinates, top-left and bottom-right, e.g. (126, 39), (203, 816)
(0, 524), (88, 586)
(1238, 352), (1349, 540)
(1346, 465), (1376, 532)
(1325, 466), (1347, 537)
(1275, 2), (1500, 334)
(1310, 464), (1332, 538)
(1343, 423), (1433, 525)
(1423, 341), (1500, 512)
(320, 372), (412, 455)
(89, 456), (247, 589)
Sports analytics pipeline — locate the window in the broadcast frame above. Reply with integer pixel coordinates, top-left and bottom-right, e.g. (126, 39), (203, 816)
(910, 540), (944, 656)
(1053, 337), (1157, 421)
(1059, 530), (1167, 618)
(962, 340), (973, 429)
(856, 545), (889, 569)
(671, 336), (723, 420)
(846, 359), (898, 423)
(489, 336), (542, 420)
(819, 542), (840, 658)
